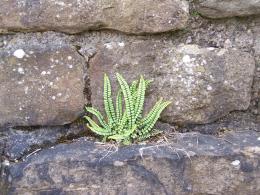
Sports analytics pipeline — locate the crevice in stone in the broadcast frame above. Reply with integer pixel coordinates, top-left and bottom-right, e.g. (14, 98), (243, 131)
(0, 139), (9, 193)
(0, 120), (95, 163)
(73, 44), (96, 107)
(11, 124), (71, 132)
(249, 26), (259, 118)
(1, 28), (180, 37)
(0, 138), (7, 172)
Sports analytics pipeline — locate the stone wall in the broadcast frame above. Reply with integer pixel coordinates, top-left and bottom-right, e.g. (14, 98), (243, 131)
(0, 1), (260, 194)
(0, 0), (259, 127)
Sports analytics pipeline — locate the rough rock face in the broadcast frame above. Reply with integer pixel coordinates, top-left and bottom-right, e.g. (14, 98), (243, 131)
(0, 0), (189, 34)
(89, 42), (255, 124)
(1, 131), (259, 194)
(252, 18), (260, 119)
(195, 0), (260, 18)
(0, 123), (87, 161)
(0, 1), (259, 194)
(0, 34), (85, 126)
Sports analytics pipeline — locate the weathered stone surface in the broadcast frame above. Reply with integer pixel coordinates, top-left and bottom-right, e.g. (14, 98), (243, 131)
(178, 112), (260, 135)
(252, 18), (260, 120)
(1, 112), (258, 162)
(88, 41), (255, 124)
(183, 17), (254, 51)
(0, 123), (88, 161)
(195, 0), (260, 18)
(0, 0), (189, 34)
(0, 33), (85, 126)
(1, 131), (259, 194)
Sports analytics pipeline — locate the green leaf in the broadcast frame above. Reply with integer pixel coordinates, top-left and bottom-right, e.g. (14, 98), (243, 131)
(84, 73), (171, 144)
(84, 116), (112, 136)
(116, 73), (135, 129)
(137, 129), (162, 142)
(142, 101), (171, 134)
(134, 76), (146, 122)
(87, 124), (113, 136)
(85, 106), (110, 129)
(104, 74), (116, 125)
(116, 112), (128, 133)
(130, 80), (138, 94)
(144, 79), (152, 88)
(108, 124), (137, 141)
(116, 89), (123, 123)
(138, 98), (163, 127)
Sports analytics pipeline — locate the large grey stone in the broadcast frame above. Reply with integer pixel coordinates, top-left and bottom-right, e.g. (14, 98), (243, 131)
(0, 0), (189, 34)
(0, 33), (85, 126)
(195, 0), (260, 18)
(88, 41), (255, 125)
(1, 131), (259, 194)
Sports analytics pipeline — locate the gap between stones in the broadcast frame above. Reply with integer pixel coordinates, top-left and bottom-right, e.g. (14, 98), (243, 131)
(73, 44), (96, 106)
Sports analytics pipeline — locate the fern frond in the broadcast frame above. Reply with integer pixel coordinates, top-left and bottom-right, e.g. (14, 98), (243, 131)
(130, 78), (150, 109)
(116, 89), (123, 123)
(85, 107), (110, 129)
(141, 101), (171, 135)
(145, 79), (152, 88)
(138, 98), (163, 127)
(116, 112), (128, 133)
(104, 74), (116, 125)
(134, 76), (145, 122)
(84, 73), (171, 144)
(84, 116), (112, 136)
(137, 129), (162, 141)
(108, 124), (137, 141)
(130, 80), (138, 104)
(130, 80), (138, 94)
(116, 73), (135, 128)
(87, 124), (113, 136)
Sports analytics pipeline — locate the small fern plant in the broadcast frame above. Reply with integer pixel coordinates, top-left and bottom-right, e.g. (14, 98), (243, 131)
(84, 73), (171, 144)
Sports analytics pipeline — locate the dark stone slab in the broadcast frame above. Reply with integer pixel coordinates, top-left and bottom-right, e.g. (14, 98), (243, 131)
(0, 123), (88, 162)
(1, 131), (259, 194)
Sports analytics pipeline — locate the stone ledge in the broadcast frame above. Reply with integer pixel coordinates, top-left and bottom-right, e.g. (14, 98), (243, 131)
(0, 0), (189, 34)
(1, 130), (259, 194)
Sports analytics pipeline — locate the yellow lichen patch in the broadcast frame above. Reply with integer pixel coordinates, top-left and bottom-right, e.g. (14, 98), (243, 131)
(195, 65), (206, 73)
(242, 146), (260, 158)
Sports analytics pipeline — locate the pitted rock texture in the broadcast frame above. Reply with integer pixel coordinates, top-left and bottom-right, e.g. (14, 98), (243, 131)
(252, 18), (260, 119)
(195, 0), (260, 18)
(0, 0), (189, 34)
(1, 131), (259, 194)
(182, 17), (254, 51)
(0, 34), (85, 126)
(89, 41), (255, 124)
(178, 112), (260, 135)
(0, 123), (87, 161)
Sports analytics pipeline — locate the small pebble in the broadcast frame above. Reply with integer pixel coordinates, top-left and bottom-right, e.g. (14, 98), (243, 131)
(231, 160), (240, 166)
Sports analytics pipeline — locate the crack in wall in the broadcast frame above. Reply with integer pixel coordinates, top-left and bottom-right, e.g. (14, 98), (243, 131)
(73, 44), (96, 106)
(249, 23), (260, 119)
(0, 138), (9, 192)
